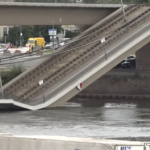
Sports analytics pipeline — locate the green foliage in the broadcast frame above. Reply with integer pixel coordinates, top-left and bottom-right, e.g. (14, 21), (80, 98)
(65, 30), (79, 38)
(2, 64), (25, 85)
(5, 25), (62, 46)
(5, 26), (33, 46)
(83, 0), (98, 3)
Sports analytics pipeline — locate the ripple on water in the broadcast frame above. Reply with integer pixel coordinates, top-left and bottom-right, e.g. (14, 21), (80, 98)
(0, 102), (149, 141)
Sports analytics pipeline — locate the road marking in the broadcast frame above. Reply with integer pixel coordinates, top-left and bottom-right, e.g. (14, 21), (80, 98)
(23, 56), (40, 58)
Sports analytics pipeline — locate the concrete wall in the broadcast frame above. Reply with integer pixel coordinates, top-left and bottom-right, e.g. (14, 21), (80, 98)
(79, 70), (150, 96)
(0, 134), (145, 150)
(136, 42), (150, 72)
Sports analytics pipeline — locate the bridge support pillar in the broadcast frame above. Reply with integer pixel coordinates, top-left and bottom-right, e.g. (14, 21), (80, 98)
(136, 42), (150, 72)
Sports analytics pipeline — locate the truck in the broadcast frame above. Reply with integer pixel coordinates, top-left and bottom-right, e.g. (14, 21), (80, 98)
(26, 37), (45, 48)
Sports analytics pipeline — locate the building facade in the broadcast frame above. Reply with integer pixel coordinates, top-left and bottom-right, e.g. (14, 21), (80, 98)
(0, 26), (9, 41)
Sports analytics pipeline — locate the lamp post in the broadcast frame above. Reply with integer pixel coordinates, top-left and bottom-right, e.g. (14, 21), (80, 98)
(120, 0), (127, 22)
(15, 26), (23, 47)
(20, 26), (23, 47)
(52, 21), (55, 52)
(39, 80), (45, 103)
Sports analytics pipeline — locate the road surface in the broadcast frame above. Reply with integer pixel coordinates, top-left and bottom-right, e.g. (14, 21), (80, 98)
(0, 54), (47, 68)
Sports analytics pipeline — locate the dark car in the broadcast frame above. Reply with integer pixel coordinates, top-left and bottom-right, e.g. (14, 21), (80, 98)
(114, 60), (125, 68)
(122, 58), (136, 68)
(114, 55), (135, 69)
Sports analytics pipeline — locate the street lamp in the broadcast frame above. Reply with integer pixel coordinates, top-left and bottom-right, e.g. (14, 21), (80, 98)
(120, 0), (127, 22)
(52, 20), (55, 52)
(15, 26), (23, 47)
(20, 26), (23, 47)
(39, 80), (45, 103)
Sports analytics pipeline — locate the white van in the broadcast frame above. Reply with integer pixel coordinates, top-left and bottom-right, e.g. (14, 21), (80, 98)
(45, 38), (70, 50)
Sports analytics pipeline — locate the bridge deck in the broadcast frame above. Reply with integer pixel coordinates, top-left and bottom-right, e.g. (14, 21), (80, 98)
(0, 2), (119, 25)
(0, 2), (123, 8)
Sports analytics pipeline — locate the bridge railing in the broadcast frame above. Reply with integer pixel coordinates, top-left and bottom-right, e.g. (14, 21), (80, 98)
(0, 0), (149, 4)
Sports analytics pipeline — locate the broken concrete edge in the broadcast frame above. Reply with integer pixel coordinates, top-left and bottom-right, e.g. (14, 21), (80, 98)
(0, 134), (146, 144)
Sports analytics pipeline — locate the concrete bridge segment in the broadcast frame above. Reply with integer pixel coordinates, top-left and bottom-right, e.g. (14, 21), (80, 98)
(0, 2), (121, 25)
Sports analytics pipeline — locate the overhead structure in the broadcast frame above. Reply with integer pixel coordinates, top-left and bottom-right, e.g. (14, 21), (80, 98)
(0, 2), (120, 25)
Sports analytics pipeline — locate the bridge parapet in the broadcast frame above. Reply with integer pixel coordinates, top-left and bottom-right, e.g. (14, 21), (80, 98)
(0, 0), (148, 4)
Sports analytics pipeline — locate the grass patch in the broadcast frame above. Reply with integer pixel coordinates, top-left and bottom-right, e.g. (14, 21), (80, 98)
(2, 64), (25, 85)
(45, 50), (53, 54)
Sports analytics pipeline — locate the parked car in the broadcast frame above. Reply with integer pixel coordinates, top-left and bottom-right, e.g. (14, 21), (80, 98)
(45, 41), (59, 49)
(114, 60), (125, 68)
(5, 43), (16, 49)
(114, 55), (135, 69)
(124, 55), (135, 60)
(45, 38), (70, 50)
(122, 57), (136, 68)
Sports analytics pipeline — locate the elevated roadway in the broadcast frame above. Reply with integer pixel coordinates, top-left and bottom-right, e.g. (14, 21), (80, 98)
(0, 2), (121, 25)
(1, 5), (150, 110)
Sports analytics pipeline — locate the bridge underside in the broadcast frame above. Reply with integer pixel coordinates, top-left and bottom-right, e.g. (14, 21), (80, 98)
(0, 3), (119, 25)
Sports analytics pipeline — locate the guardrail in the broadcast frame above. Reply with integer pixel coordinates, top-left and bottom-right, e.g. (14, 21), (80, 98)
(0, 0), (149, 4)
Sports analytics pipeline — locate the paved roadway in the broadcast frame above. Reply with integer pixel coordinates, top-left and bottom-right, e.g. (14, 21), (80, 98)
(0, 54), (47, 68)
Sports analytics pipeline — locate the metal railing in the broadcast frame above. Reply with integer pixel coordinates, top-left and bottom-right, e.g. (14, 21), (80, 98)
(0, 0), (149, 4)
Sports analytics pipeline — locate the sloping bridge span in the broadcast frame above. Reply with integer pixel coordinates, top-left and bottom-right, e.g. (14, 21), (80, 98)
(1, 4), (150, 110)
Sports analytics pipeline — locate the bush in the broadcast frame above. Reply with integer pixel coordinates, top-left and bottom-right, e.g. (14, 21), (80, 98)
(2, 64), (25, 85)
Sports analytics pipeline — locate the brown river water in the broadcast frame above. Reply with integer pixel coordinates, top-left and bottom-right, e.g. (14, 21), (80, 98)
(0, 101), (150, 141)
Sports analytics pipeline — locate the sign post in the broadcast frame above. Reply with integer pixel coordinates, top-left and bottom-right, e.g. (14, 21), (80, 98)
(39, 80), (45, 103)
(120, 0), (127, 22)
(48, 29), (57, 52)
(117, 145), (149, 150)
(101, 37), (107, 60)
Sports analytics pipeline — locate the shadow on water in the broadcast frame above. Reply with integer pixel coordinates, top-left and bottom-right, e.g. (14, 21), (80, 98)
(80, 100), (105, 107)
(136, 100), (150, 108)
(70, 98), (150, 109)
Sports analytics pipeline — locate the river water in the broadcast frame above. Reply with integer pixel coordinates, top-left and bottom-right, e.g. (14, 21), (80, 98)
(0, 101), (150, 141)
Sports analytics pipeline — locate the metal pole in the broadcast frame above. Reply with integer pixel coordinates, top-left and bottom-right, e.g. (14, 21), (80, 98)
(120, 0), (127, 22)
(0, 59), (4, 99)
(4, 36), (6, 44)
(53, 22), (55, 52)
(20, 26), (22, 47)
(42, 85), (45, 103)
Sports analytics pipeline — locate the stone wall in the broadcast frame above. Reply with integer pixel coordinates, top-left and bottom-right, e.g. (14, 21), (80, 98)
(80, 70), (150, 95)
